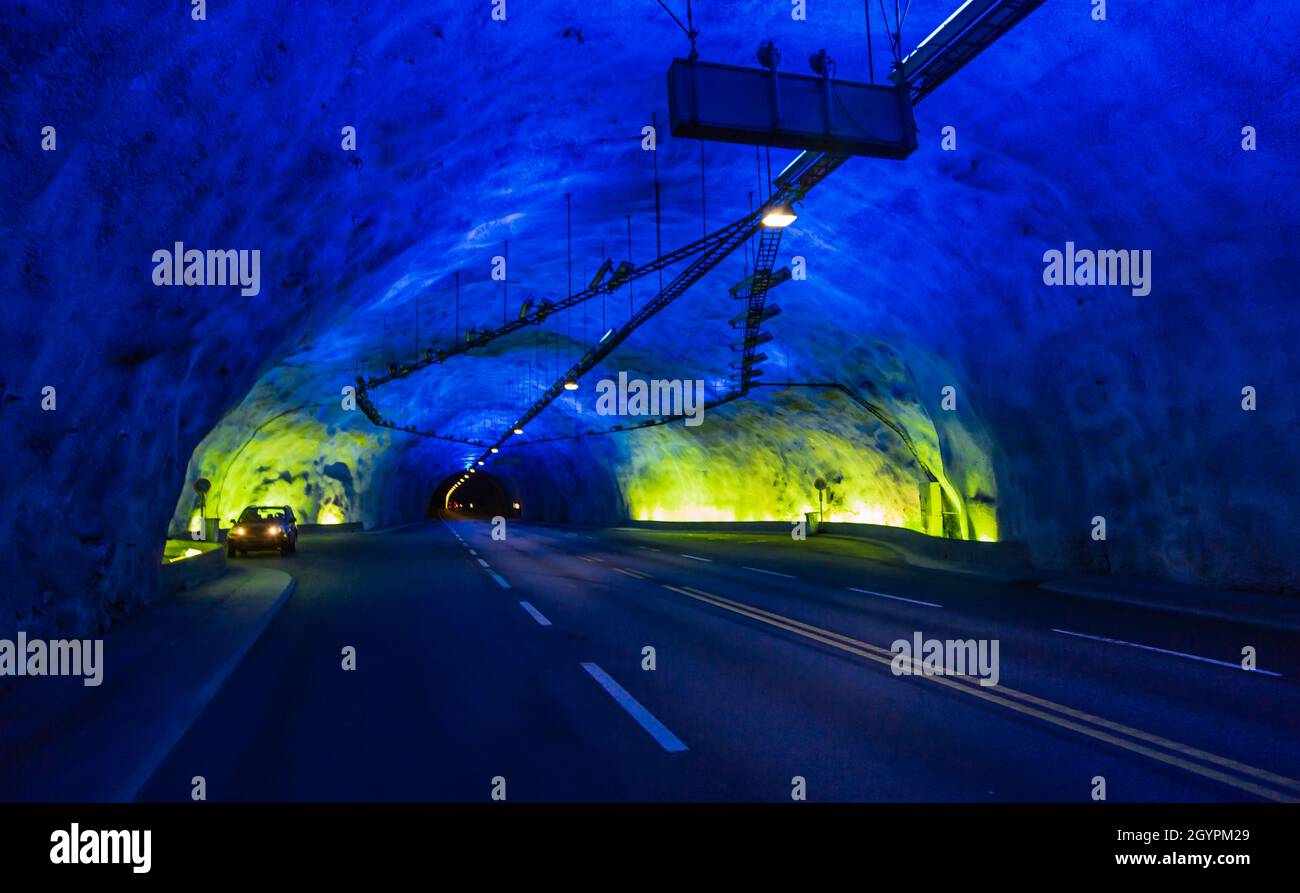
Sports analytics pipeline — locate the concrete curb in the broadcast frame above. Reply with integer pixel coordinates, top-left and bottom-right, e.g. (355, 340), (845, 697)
(0, 565), (296, 803)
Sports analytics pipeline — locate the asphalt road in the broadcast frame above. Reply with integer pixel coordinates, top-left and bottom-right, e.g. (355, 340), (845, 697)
(137, 517), (1300, 802)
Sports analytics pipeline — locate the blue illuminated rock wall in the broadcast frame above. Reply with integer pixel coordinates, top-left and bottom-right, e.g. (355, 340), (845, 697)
(2, 0), (1297, 638)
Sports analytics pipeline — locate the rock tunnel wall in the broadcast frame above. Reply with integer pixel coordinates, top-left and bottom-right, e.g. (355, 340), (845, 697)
(2, 1), (1297, 641)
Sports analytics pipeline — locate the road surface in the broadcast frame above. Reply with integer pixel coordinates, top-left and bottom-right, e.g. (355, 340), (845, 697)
(137, 517), (1300, 802)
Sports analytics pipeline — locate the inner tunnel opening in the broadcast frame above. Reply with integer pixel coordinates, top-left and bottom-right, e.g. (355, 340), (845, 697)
(430, 470), (518, 520)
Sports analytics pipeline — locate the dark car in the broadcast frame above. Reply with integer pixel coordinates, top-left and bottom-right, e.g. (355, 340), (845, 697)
(227, 505), (298, 557)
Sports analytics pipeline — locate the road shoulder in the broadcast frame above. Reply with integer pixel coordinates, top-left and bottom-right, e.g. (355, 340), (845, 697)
(0, 565), (295, 802)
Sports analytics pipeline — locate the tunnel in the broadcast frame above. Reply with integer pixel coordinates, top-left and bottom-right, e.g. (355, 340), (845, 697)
(2, 0), (1299, 831)
(432, 470), (517, 519)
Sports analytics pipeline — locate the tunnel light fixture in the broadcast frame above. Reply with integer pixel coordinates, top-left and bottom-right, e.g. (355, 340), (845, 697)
(563, 377), (579, 391)
(513, 427), (524, 435)
(491, 447), (499, 454)
(476, 460), (484, 466)
(761, 205), (797, 228)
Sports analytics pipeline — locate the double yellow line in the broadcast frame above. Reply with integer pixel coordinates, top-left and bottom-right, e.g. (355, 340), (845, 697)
(662, 584), (1300, 802)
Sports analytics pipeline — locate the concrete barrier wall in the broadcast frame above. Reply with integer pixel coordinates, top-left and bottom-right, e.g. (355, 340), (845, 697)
(625, 520), (795, 534)
(158, 545), (228, 598)
(299, 522), (364, 534)
(622, 519), (1031, 572)
(819, 522), (1031, 570)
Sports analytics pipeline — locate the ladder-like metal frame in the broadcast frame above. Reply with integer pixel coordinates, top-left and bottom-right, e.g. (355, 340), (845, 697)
(729, 224), (783, 393)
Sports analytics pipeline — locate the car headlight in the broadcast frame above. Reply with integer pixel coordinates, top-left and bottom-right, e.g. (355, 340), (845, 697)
(233, 526), (246, 536)
(268, 525), (281, 535)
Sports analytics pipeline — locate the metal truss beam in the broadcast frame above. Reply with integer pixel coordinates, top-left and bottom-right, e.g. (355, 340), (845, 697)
(469, 151), (847, 467)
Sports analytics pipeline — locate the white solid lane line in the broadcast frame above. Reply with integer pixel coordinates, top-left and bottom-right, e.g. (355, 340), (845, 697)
(615, 567), (652, 580)
(580, 662), (688, 753)
(518, 600), (551, 626)
(744, 566), (796, 579)
(679, 554), (712, 562)
(1052, 628), (1283, 677)
(847, 587), (943, 608)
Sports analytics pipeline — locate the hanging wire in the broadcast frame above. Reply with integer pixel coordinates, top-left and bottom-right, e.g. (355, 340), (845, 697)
(652, 111), (663, 296)
(877, 0), (903, 66)
(566, 193), (572, 366)
(654, 0), (699, 58)
(626, 214), (633, 320)
(865, 0), (875, 83)
(699, 141), (707, 239)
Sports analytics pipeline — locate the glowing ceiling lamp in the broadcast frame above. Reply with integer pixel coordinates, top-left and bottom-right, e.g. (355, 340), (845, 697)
(563, 377), (579, 391)
(513, 427), (524, 435)
(476, 460), (484, 466)
(490, 447), (499, 454)
(761, 204), (797, 228)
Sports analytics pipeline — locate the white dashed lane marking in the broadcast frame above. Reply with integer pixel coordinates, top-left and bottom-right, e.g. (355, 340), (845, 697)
(518, 601), (551, 626)
(580, 662), (688, 753)
(847, 587), (942, 609)
(1052, 628), (1282, 677)
(744, 566), (795, 579)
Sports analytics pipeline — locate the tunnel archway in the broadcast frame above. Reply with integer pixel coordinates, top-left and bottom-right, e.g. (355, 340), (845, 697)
(429, 470), (518, 519)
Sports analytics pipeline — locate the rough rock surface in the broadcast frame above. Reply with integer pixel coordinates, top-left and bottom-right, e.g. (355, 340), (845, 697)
(2, 1), (1297, 638)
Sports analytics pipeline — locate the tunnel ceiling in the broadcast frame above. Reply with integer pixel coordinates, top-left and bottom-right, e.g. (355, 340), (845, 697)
(3, 1), (1298, 636)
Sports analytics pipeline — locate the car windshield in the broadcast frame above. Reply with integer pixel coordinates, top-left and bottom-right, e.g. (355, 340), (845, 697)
(238, 507), (285, 522)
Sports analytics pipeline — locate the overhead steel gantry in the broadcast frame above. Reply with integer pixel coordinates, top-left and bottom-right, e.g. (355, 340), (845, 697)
(891, 0), (1047, 103)
(358, 0), (1049, 466)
